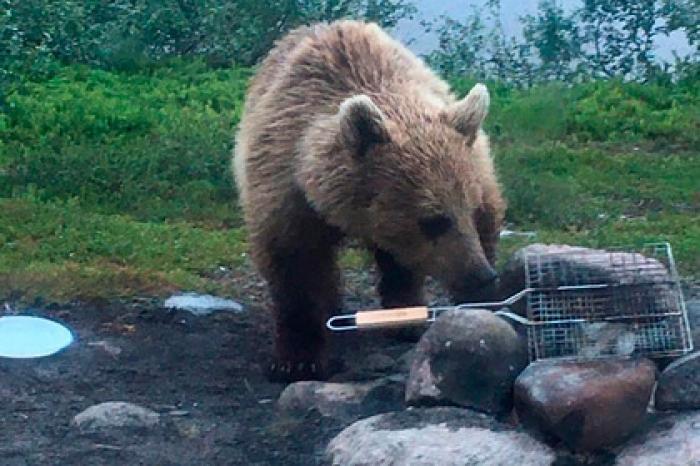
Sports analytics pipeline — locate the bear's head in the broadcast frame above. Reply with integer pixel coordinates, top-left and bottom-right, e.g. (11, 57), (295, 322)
(297, 84), (505, 302)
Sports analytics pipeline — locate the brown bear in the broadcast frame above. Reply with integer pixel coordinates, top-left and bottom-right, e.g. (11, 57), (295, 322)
(233, 20), (505, 382)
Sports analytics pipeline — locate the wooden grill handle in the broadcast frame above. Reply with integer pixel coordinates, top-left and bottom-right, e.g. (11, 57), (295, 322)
(355, 307), (429, 328)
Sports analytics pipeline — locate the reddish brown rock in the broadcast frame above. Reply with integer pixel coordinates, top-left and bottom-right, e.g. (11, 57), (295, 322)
(514, 358), (656, 451)
(655, 352), (700, 411)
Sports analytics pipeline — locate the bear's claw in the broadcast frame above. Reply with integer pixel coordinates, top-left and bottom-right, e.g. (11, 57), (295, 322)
(267, 360), (324, 382)
(266, 358), (345, 383)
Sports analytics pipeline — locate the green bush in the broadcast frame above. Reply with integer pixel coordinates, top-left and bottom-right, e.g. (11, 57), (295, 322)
(1, 62), (250, 225)
(448, 78), (699, 147)
(495, 144), (699, 230)
(567, 80), (700, 146)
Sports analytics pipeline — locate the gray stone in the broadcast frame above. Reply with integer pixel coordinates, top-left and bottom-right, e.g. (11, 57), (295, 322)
(163, 293), (243, 315)
(278, 378), (403, 420)
(406, 308), (527, 415)
(278, 381), (375, 417)
(87, 340), (122, 358)
(515, 358), (656, 451)
(616, 411), (700, 465)
(656, 352), (700, 411)
(325, 407), (555, 466)
(73, 401), (159, 432)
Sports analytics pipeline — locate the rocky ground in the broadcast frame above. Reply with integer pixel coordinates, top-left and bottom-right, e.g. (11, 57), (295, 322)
(0, 259), (698, 465)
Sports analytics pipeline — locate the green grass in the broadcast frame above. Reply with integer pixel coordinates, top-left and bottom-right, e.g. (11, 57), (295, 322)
(451, 77), (700, 148)
(0, 62), (698, 303)
(0, 195), (247, 303)
(493, 144), (700, 276)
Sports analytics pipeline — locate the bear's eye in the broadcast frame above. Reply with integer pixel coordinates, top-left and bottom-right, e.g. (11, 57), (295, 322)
(418, 215), (452, 240)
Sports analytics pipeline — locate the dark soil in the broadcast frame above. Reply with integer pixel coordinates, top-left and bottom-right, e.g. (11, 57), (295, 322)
(0, 267), (418, 466)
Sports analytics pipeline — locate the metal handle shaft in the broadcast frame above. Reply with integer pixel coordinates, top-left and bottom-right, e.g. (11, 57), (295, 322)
(326, 283), (611, 331)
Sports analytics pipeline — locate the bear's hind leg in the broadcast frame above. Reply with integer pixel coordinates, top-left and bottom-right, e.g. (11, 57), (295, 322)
(265, 230), (341, 382)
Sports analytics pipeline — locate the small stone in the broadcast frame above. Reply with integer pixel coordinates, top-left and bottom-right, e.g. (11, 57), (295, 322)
(616, 412), (700, 465)
(514, 358), (656, 451)
(655, 352), (700, 411)
(278, 381), (373, 416)
(163, 293), (243, 316)
(87, 340), (122, 358)
(325, 407), (555, 466)
(173, 418), (203, 439)
(73, 402), (159, 432)
(278, 378), (403, 420)
(406, 308), (528, 415)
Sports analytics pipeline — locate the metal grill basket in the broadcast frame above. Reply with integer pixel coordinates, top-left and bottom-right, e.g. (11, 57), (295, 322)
(513, 242), (692, 361)
(327, 242), (694, 362)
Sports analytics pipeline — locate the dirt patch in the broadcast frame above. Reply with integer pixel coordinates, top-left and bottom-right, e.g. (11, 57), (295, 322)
(0, 267), (417, 465)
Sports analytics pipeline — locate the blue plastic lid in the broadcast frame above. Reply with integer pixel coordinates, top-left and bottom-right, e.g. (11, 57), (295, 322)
(0, 316), (74, 358)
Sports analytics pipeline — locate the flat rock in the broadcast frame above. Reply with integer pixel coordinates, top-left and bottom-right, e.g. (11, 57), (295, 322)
(278, 378), (403, 420)
(655, 351), (700, 411)
(325, 407), (555, 466)
(163, 293), (243, 315)
(616, 411), (700, 465)
(406, 308), (527, 415)
(73, 401), (160, 432)
(514, 358), (656, 451)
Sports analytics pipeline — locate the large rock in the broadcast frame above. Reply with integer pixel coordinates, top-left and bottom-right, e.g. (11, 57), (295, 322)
(278, 377), (404, 420)
(406, 308), (527, 415)
(73, 401), (160, 432)
(616, 411), (700, 465)
(655, 352), (700, 411)
(514, 358), (656, 451)
(325, 407), (555, 466)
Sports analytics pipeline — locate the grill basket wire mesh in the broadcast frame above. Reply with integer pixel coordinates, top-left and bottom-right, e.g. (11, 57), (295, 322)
(524, 243), (693, 362)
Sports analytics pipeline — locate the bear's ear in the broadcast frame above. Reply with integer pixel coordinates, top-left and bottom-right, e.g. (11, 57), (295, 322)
(444, 83), (489, 145)
(338, 95), (390, 157)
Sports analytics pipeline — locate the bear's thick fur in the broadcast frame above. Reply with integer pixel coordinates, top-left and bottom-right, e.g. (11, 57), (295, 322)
(234, 20), (505, 381)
